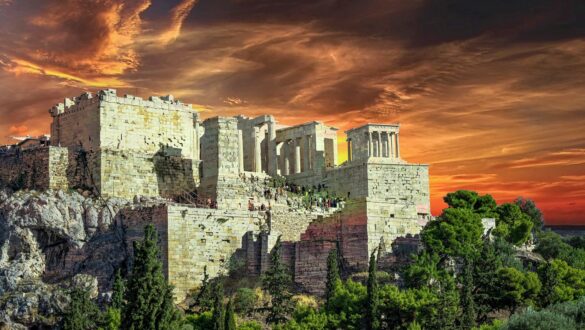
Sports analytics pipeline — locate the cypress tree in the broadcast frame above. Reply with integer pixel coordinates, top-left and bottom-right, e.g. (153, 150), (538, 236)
(366, 250), (380, 330)
(473, 239), (502, 323)
(213, 283), (225, 330)
(111, 268), (126, 310)
(63, 288), (100, 330)
(538, 261), (559, 308)
(225, 298), (237, 330)
(122, 224), (179, 330)
(196, 265), (215, 312)
(460, 260), (476, 329)
(325, 248), (341, 309)
(262, 236), (293, 324)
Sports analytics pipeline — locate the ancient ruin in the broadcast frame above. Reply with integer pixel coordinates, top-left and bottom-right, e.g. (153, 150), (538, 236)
(0, 89), (430, 301)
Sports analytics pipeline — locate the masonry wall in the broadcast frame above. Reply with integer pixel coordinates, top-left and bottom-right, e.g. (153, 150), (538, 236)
(165, 205), (263, 301)
(0, 147), (69, 191)
(50, 97), (101, 151)
(200, 117), (247, 209)
(366, 162), (430, 255)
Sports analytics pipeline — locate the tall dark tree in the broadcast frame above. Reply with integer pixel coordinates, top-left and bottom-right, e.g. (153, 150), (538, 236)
(196, 265), (215, 312)
(473, 240), (502, 323)
(262, 236), (293, 324)
(538, 261), (559, 308)
(366, 250), (380, 330)
(428, 275), (459, 330)
(122, 224), (179, 330)
(62, 288), (101, 330)
(459, 261), (476, 329)
(213, 283), (225, 330)
(111, 268), (126, 310)
(325, 248), (341, 309)
(225, 298), (237, 330)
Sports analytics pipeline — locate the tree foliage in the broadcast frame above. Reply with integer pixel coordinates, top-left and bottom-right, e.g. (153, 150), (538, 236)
(494, 203), (534, 246)
(325, 248), (341, 309)
(122, 224), (179, 330)
(62, 288), (101, 330)
(366, 251), (380, 330)
(263, 236), (293, 324)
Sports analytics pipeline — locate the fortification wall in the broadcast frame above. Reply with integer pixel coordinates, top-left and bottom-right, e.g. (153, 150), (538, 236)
(50, 95), (101, 151)
(99, 150), (200, 199)
(165, 205), (263, 301)
(0, 147), (68, 191)
(366, 163), (430, 255)
(98, 91), (198, 159)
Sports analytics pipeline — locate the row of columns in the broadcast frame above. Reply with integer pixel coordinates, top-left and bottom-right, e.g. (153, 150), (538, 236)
(367, 131), (399, 158)
(279, 135), (313, 175)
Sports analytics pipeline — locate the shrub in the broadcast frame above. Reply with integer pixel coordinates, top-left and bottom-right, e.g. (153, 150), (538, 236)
(503, 307), (577, 329)
(183, 311), (214, 330)
(234, 288), (257, 316)
(238, 321), (262, 330)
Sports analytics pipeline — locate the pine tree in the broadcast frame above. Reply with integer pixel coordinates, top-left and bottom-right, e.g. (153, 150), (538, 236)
(213, 283), (225, 330)
(366, 250), (380, 330)
(325, 248), (341, 309)
(460, 260), (476, 329)
(225, 298), (237, 330)
(473, 239), (502, 323)
(63, 288), (100, 330)
(196, 265), (215, 312)
(111, 268), (126, 310)
(538, 261), (559, 308)
(122, 224), (179, 330)
(262, 236), (293, 324)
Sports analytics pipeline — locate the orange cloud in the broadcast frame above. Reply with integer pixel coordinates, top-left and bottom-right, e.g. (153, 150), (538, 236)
(159, 0), (198, 45)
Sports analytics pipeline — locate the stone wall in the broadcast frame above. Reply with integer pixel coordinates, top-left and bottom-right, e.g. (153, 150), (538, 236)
(200, 117), (247, 209)
(365, 162), (430, 255)
(0, 147), (68, 191)
(122, 204), (265, 301)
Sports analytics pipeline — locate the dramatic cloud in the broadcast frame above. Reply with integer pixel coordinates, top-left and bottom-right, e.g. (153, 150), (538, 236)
(0, 0), (584, 224)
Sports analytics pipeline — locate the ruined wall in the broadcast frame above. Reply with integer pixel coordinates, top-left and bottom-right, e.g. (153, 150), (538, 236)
(98, 150), (200, 199)
(0, 147), (68, 191)
(50, 94), (101, 151)
(200, 117), (247, 209)
(366, 162), (430, 255)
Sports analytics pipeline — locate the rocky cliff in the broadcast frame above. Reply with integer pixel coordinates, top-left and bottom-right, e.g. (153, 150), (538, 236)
(0, 189), (151, 329)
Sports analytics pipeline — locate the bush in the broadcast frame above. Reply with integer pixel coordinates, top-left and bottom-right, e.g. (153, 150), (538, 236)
(547, 297), (585, 326)
(234, 288), (257, 316)
(503, 308), (577, 330)
(238, 321), (262, 330)
(183, 311), (214, 330)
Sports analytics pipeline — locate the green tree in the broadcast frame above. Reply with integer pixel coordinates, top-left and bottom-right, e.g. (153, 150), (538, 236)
(495, 267), (541, 314)
(196, 266), (215, 312)
(263, 236), (293, 324)
(225, 299), (237, 330)
(428, 275), (459, 330)
(494, 203), (534, 246)
(63, 288), (101, 330)
(459, 260), (476, 329)
(325, 248), (341, 309)
(326, 279), (367, 330)
(443, 190), (497, 218)
(514, 197), (544, 233)
(403, 252), (442, 288)
(111, 268), (126, 310)
(213, 283), (225, 330)
(234, 288), (257, 316)
(473, 239), (503, 323)
(366, 250), (380, 330)
(421, 207), (484, 258)
(103, 307), (122, 330)
(122, 224), (179, 330)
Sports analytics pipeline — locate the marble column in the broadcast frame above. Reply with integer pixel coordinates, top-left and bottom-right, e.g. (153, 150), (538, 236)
(347, 139), (352, 162)
(368, 132), (373, 157)
(303, 135), (310, 172)
(267, 121), (277, 176)
(389, 133), (395, 158)
(254, 127), (262, 172)
(238, 129), (244, 172)
(192, 115), (200, 160)
(385, 132), (390, 158)
(283, 141), (290, 175)
(396, 133), (401, 158)
(294, 138), (301, 174)
(376, 132), (381, 157)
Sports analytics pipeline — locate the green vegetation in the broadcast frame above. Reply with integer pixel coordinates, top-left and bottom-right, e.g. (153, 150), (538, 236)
(57, 190), (585, 329)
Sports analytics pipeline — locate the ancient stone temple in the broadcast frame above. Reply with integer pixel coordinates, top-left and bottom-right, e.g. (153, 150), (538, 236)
(0, 89), (430, 301)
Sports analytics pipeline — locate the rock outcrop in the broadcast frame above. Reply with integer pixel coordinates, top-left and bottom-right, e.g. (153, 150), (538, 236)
(0, 189), (146, 329)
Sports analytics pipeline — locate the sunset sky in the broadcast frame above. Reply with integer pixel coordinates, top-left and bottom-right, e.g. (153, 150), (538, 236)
(0, 0), (584, 225)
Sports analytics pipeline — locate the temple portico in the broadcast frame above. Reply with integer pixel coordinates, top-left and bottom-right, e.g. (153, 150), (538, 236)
(346, 124), (401, 162)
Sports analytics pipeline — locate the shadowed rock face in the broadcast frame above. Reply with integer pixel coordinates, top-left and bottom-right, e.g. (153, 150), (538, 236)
(0, 189), (149, 328)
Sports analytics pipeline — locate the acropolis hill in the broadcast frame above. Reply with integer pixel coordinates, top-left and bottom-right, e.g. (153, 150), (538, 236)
(0, 89), (430, 302)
